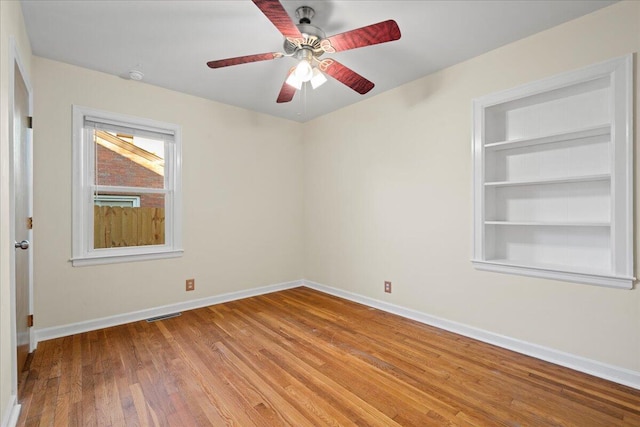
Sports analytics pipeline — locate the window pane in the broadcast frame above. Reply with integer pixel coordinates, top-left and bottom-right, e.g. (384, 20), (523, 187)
(94, 192), (165, 249)
(95, 130), (165, 188)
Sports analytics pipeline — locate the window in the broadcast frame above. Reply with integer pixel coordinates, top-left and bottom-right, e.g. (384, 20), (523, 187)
(72, 105), (182, 266)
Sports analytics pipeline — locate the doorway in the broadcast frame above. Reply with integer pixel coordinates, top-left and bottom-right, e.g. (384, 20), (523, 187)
(10, 39), (33, 398)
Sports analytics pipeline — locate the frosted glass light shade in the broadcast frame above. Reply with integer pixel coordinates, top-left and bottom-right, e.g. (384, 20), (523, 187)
(285, 64), (327, 90)
(310, 68), (327, 89)
(293, 60), (313, 82)
(285, 72), (302, 90)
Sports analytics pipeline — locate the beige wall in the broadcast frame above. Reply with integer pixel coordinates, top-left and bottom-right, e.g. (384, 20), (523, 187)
(32, 58), (304, 328)
(0, 0), (32, 422)
(19, 0), (640, 395)
(303, 1), (640, 371)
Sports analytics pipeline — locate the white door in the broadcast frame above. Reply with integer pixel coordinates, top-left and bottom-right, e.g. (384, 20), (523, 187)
(12, 58), (32, 395)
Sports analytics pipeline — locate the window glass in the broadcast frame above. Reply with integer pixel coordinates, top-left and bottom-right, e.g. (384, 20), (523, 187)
(93, 193), (166, 249)
(95, 130), (165, 188)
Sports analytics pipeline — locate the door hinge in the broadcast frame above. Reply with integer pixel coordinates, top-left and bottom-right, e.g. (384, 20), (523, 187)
(27, 116), (33, 129)
(27, 217), (33, 229)
(27, 314), (34, 327)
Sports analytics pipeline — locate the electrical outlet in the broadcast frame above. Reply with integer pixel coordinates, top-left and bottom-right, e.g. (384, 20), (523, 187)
(384, 281), (392, 293)
(186, 279), (195, 291)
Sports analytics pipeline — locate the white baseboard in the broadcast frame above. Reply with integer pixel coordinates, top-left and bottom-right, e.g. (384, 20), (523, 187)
(1, 395), (20, 427)
(35, 279), (303, 343)
(303, 280), (640, 390)
(32, 277), (640, 390)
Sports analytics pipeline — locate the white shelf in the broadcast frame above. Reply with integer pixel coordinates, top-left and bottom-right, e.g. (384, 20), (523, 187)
(485, 221), (610, 227)
(472, 55), (633, 289)
(479, 258), (610, 277)
(484, 124), (610, 151)
(472, 259), (633, 289)
(485, 174), (610, 188)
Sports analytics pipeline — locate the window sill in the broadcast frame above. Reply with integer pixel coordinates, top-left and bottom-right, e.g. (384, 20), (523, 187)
(71, 249), (184, 267)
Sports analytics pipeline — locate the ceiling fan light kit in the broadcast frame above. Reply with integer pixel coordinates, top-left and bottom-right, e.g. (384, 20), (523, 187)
(207, 0), (401, 103)
(285, 69), (303, 90)
(285, 46), (327, 90)
(310, 67), (327, 89)
(293, 48), (314, 80)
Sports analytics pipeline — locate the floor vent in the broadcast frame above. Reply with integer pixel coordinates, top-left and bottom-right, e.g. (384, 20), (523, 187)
(146, 312), (182, 322)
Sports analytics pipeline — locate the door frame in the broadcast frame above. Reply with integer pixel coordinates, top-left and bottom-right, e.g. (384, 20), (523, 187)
(8, 35), (34, 398)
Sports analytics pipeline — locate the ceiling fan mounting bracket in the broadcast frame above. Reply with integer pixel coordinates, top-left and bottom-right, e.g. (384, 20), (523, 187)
(295, 6), (314, 24)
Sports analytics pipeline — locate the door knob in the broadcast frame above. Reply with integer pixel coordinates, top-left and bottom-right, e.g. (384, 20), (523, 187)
(14, 240), (29, 250)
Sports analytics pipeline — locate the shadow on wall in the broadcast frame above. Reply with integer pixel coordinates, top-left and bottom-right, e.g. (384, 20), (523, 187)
(397, 71), (445, 109)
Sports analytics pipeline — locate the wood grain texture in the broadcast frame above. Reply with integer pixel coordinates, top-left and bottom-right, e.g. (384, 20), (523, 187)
(207, 52), (282, 69)
(18, 287), (640, 426)
(94, 206), (165, 248)
(322, 20), (401, 53)
(252, 0), (301, 40)
(277, 68), (296, 103)
(318, 59), (375, 95)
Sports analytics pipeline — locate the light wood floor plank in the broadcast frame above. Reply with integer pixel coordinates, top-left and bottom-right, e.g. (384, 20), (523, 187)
(18, 287), (640, 426)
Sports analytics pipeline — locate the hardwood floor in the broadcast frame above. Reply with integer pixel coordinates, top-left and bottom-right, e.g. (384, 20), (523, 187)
(18, 287), (640, 426)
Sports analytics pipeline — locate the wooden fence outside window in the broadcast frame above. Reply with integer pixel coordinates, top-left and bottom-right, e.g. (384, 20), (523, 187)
(94, 206), (165, 248)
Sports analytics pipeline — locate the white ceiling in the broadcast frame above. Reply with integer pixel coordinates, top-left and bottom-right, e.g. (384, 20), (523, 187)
(21, 0), (616, 122)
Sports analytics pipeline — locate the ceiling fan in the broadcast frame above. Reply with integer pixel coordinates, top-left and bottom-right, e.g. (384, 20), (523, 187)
(207, 0), (401, 103)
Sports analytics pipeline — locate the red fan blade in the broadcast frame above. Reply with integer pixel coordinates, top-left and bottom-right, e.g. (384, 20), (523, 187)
(277, 68), (296, 103)
(252, 0), (302, 40)
(320, 20), (401, 53)
(317, 59), (374, 95)
(207, 52), (283, 69)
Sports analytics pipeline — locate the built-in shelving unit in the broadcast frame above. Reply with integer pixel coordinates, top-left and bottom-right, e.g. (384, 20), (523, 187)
(472, 55), (633, 289)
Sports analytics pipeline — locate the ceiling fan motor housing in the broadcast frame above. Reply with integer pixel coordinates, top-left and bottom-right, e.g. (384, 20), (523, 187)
(283, 6), (326, 57)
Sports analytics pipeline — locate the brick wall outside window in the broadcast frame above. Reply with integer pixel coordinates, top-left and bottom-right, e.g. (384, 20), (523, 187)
(96, 144), (164, 208)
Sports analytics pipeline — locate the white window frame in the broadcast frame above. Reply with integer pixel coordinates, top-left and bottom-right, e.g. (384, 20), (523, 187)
(94, 195), (141, 207)
(72, 105), (183, 266)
